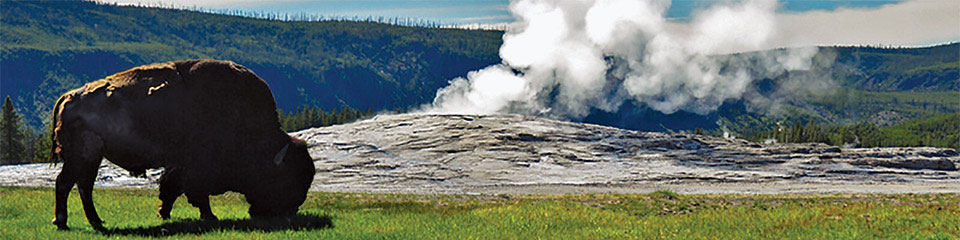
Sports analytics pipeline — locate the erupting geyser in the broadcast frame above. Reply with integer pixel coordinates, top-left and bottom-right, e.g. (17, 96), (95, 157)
(427, 0), (819, 118)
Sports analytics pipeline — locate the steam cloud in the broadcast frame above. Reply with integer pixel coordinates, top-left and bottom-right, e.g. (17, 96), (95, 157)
(427, 0), (821, 118)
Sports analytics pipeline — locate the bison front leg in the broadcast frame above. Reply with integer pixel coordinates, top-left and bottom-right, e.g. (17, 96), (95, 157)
(157, 169), (183, 219)
(186, 191), (217, 221)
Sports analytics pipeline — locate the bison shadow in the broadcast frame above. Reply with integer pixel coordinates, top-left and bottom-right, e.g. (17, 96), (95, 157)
(99, 213), (332, 236)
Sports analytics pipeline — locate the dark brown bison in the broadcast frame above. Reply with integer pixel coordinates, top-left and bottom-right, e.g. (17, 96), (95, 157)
(50, 59), (316, 230)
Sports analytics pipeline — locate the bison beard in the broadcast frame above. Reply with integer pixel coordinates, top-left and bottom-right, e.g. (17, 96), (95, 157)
(49, 60), (316, 230)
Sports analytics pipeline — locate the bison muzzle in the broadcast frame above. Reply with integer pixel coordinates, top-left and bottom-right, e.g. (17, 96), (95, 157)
(50, 60), (316, 230)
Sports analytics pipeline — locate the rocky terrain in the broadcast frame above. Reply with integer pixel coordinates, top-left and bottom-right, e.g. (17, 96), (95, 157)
(2, 114), (958, 194)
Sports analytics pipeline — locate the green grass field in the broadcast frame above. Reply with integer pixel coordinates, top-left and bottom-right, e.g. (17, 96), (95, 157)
(1, 187), (957, 239)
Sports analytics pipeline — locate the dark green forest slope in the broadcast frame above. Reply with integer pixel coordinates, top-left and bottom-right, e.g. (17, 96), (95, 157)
(831, 44), (958, 91)
(2, 0), (958, 137)
(1, 0), (501, 127)
(746, 113), (960, 149)
(709, 45), (960, 138)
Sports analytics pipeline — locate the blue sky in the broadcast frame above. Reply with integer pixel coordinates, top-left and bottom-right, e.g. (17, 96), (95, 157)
(116, 0), (903, 25)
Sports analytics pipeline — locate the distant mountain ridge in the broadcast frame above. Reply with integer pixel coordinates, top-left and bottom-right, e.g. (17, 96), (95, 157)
(2, 0), (957, 134)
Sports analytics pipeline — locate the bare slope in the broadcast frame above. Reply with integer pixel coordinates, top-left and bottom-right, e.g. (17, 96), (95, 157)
(2, 114), (958, 194)
(293, 114), (959, 193)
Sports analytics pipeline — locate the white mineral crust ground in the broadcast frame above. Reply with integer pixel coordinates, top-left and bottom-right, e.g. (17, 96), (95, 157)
(2, 114), (958, 194)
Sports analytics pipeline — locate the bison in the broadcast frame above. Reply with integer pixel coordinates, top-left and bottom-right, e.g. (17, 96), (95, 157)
(50, 59), (316, 230)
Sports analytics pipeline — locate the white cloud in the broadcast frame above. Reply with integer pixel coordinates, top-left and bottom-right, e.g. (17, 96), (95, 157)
(772, 0), (960, 48)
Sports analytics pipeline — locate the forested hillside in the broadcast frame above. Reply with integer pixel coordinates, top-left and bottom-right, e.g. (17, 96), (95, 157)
(831, 44), (959, 91)
(1, 0), (501, 127)
(1, 0), (957, 138)
(745, 113), (960, 149)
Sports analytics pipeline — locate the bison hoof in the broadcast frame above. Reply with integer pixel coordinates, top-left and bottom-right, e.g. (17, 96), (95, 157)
(157, 211), (171, 220)
(90, 221), (106, 231)
(51, 218), (69, 231)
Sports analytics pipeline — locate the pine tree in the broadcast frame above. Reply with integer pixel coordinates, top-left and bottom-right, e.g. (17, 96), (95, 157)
(0, 96), (27, 164)
(33, 122), (53, 163)
(20, 125), (37, 163)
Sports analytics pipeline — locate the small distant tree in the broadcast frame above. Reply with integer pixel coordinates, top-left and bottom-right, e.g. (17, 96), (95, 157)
(277, 104), (374, 132)
(0, 96), (27, 164)
(32, 122), (53, 163)
(694, 128), (705, 136)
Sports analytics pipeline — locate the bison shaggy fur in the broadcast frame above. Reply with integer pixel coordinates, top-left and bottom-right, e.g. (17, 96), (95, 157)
(50, 59), (316, 230)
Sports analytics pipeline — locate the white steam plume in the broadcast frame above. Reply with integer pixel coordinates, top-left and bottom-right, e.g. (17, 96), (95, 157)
(427, 0), (819, 118)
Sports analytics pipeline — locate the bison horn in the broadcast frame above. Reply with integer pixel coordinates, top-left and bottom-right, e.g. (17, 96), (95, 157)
(273, 143), (290, 166)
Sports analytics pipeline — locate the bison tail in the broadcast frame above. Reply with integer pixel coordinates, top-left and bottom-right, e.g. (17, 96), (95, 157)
(49, 95), (66, 163)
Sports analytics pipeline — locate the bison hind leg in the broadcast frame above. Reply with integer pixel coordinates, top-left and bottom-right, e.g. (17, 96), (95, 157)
(157, 169), (183, 220)
(53, 130), (105, 230)
(186, 191), (217, 221)
(52, 170), (75, 230)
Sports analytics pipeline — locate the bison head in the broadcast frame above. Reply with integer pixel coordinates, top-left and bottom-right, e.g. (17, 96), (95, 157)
(246, 137), (315, 218)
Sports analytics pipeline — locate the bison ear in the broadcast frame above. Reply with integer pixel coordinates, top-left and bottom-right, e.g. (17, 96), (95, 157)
(273, 143), (290, 166)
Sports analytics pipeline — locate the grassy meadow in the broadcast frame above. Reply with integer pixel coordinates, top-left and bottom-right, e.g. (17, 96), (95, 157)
(0, 187), (957, 239)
